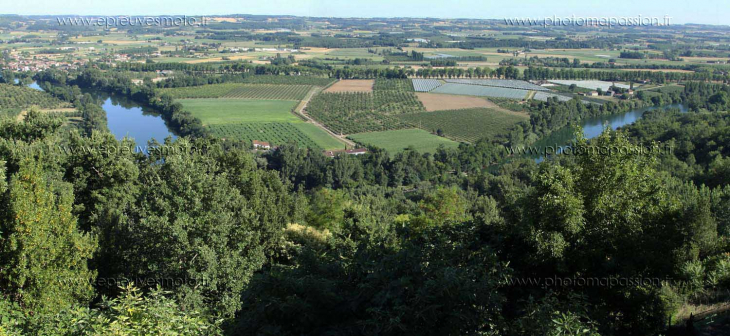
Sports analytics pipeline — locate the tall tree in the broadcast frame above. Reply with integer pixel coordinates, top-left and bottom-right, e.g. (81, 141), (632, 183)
(0, 159), (96, 316)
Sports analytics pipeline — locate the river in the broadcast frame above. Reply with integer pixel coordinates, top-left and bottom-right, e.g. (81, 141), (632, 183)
(29, 82), (176, 148)
(530, 103), (688, 162)
(87, 90), (177, 148)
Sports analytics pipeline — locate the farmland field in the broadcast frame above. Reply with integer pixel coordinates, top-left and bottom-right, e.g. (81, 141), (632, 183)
(306, 90), (424, 134)
(374, 78), (414, 91)
(397, 108), (529, 142)
(176, 94), (347, 150)
(373, 90), (425, 114)
(324, 79), (374, 92)
(207, 122), (344, 150)
(179, 99), (300, 125)
(650, 85), (685, 94)
(223, 85), (311, 100)
(533, 91), (575, 102)
(416, 92), (493, 111)
(443, 79), (549, 91)
(208, 122), (317, 147)
(238, 75), (336, 86)
(412, 79), (444, 92)
(0, 84), (70, 118)
(160, 84), (312, 100)
(292, 123), (348, 150)
(431, 83), (530, 99)
(349, 129), (460, 154)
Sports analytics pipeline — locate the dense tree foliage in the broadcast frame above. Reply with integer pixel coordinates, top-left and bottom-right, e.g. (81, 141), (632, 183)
(1, 69), (729, 335)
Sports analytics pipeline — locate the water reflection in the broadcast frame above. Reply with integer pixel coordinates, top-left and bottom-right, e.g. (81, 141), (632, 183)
(92, 91), (177, 147)
(531, 104), (688, 162)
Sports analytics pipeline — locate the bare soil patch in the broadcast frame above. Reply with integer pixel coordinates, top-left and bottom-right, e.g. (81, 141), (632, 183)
(324, 79), (374, 93)
(416, 92), (493, 111)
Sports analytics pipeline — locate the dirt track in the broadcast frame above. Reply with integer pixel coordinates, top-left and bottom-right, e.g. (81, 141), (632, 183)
(295, 87), (355, 148)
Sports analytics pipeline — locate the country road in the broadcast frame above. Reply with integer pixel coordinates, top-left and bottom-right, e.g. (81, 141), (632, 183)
(294, 86), (356, 148)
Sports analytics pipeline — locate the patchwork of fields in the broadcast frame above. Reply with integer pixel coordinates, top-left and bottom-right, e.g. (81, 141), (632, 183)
(167, 77), (626, 153)
(411, 78), (549, 93)
(304, 78), (562, 152)
(173, 82), (347, 150)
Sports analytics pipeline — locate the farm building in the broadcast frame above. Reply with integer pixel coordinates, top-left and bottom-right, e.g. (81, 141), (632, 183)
(323, 148), (369, 157)
(253, 140), (271, 150)
(346, 148), (368, 155)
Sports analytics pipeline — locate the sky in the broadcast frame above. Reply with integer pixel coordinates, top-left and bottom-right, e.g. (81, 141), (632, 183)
(2, 0), (729, 25)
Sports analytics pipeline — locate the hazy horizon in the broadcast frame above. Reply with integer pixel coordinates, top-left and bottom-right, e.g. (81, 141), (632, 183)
(3, 0), (729, 25)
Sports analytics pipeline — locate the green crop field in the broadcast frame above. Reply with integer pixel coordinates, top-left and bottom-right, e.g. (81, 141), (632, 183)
(306, 90), (424, 134)
(373, 78), (414, 91)
(349, 129), (460, 154)
(0, 84), (70, 117)
(179, 99), (300, 125)
(238, 75), (336, 86)
(652, 85), (685, 94)
(208, 122), (316, 147)
(207, 122), (344, 150)
(160, 84), (312, 100)
(293, 123), (348, 150)
(178, 97), (345, 150)
(397, 108), (528, 142)
(159, 83), (241, 98)
(223, 85), (311, 100)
